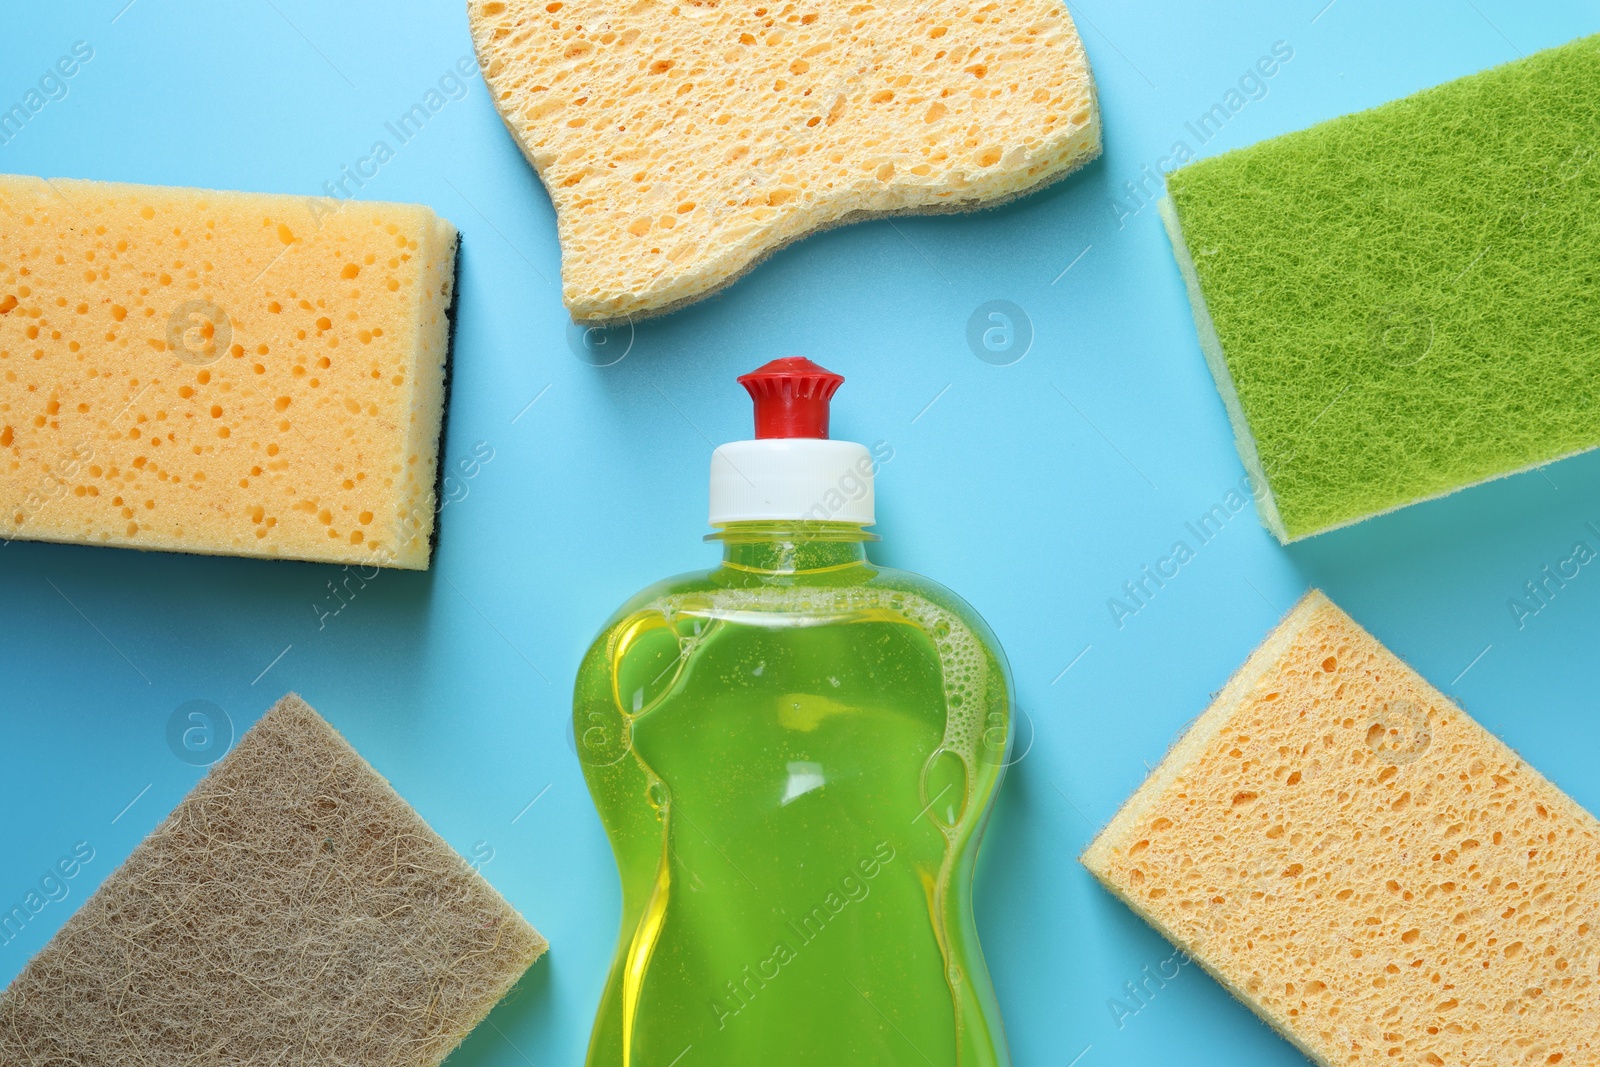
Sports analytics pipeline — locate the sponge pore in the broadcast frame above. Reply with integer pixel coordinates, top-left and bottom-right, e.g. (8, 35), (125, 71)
(1163, 34), (1600, 542)
(0, 694), (546, 1066)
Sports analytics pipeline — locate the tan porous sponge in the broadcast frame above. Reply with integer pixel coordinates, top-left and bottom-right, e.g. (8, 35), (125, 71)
(0, 174), (457, 568)
(0, 694), (546, 1066)
(469, 0), (1100, 322)
(1083, 591), (1600, 1067)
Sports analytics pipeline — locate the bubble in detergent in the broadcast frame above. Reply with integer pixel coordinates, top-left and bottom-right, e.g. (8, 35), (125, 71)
(644, 585), (991, 765)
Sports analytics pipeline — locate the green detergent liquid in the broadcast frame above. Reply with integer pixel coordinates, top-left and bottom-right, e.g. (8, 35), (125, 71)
(573, 524), (1014, 1066)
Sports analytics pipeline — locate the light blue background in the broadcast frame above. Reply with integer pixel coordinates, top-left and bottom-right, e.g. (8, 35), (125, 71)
(2, 2), (1597, 1064)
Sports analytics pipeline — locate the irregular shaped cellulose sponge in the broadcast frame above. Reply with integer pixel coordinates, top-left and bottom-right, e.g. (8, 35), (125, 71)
(1162, 34), (1600, 542)
(1083, 591), (1600, 1067)
(0, 693), (546, 1066)
(0, 175), (457, 568)
(470, 0), (1100, 322)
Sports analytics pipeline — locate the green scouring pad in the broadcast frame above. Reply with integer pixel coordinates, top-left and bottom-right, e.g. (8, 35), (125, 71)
(1162, 34), (1600, 542)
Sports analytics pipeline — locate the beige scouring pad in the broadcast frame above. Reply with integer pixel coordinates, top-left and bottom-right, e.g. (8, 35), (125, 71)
(0, 694), (546, 1066)
(468, 0), (1101, 323)
(0, 174), (456, 568)
(1082, 591), (1600, 1067)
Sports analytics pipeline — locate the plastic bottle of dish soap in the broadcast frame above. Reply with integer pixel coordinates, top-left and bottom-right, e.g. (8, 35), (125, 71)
(573, 358), (1014, 1066)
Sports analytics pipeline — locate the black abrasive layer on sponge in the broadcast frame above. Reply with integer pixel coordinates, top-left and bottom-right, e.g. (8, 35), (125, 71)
(1163, 34), (1600, 542)
(0, 694), (546, 1067)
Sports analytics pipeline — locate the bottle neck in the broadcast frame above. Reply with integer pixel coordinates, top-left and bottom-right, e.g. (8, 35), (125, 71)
(708, 521), (876, 574)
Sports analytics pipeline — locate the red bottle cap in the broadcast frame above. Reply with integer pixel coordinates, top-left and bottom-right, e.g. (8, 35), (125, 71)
(737, 357), (845, 439)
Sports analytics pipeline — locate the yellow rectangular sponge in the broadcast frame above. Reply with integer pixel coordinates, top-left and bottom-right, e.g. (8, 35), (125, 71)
(0, 693), (546, 1066)
(0, 174), (456, 568)
(1083, 591), (1600, 1067)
